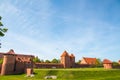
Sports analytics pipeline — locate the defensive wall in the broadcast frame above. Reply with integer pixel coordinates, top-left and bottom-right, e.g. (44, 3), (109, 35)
(34, 51), (91, 68)
(0, 49), (114, 75)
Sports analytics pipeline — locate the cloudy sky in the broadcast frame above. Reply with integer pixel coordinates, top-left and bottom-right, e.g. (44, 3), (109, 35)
(0, 0), (120, 62)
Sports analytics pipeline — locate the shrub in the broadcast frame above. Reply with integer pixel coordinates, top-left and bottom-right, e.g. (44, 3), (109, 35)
(0, 58), (3, 64)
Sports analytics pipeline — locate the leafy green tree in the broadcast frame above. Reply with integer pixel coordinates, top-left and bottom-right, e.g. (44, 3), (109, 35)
(57, 59), (60, 63)
(33, 56), (41, 63)
(95, 58), (102, 67)
(76, 60), (81, 64)
(113, 61), (120, 66)
(0, 16), (8, 37)
(45, 60), (51, 63)
(0, 58), (3, 64)
(51, 58), (59, 63)
(41, 59), (44, 63)
(96, 58), (102, 64)
(0, 16), (8, 48)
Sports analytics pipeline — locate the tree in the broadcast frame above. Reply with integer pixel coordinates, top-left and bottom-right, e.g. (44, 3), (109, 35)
(95, 58), (102, 67)
(51, 58), (59, 63)
(0, 16), (8, 37)
(96, 58), (102, 64)
(45, 60), (51, 63)
(76, 60), (81, 64)
(57, 59), (60, 63)
(113, 61), (120, 66)
(33, 56), (41, 63)
(41, 59), (44, 63)
(0, 16), (8, 48)
(0, 58), (3, 64)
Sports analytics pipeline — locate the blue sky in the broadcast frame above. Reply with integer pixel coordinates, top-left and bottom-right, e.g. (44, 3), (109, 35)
(0, 0), (120, 62)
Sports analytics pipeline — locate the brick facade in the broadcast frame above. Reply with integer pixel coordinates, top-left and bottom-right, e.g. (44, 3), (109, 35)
(1, 54), (16, 75)
(0, 49), (34, 75)
(0, 49), (116, 75)
(81, 57), (97, 65)
(60, 51), (75, 68)
(34, 51), (90, 68)
(34, 63), (63, 68)
(103, 59), (112, 69)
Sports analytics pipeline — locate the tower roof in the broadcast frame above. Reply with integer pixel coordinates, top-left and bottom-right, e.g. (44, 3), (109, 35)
(7, 49), (15, 54)
(61, 51), (69, 57)
(103, 59), (112, 64)
(70, 54), (75, 57)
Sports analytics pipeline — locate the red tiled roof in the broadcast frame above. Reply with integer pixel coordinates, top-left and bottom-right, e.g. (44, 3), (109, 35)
(61, 51), (69, 57)
(83, 57), (97, 64)
(103, 59), (112, 64)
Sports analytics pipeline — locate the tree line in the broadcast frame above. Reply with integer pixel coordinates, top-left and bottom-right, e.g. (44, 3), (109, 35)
(33, 56), (60, 63)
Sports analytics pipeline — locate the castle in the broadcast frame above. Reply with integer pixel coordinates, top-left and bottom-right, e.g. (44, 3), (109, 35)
(0, 49), (113, 75)
(34, 50), (90, 68)
(34, 50), (113, 69)
(0, 49), (34, 75)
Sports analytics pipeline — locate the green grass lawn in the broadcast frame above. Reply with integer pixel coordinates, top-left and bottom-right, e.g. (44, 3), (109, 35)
(0, 68), (120, 80)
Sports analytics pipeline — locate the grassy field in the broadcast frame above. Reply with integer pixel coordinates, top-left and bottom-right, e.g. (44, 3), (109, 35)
(0, 68), (120, 80)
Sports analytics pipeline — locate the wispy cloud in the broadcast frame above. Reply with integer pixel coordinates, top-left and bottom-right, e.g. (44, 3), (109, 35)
(0, 0), (120, 61)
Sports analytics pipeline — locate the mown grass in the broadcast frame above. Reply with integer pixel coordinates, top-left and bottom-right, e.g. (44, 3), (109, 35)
(0, 68), (120, 80)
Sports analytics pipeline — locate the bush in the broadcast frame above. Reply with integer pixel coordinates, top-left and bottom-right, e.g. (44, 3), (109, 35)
(0, 58), (3, 64)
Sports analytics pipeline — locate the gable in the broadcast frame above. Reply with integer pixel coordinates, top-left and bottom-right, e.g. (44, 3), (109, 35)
(82, 57), (97, 64)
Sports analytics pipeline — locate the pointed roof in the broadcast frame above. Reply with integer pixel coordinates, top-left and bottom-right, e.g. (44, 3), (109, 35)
(83, 57), (97, 64)
(61, 51), (69, 57)
(7, 49), (15, 54)
(118, 60), (120, 62)
(103, 59), (112, 64)
(70, 54), (75, 57)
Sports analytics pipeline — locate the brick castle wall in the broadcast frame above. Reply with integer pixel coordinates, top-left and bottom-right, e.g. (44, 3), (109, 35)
(1, 54), (16, 75)
(34, 63), (63, 68)
(0, 64), (2, 73)
(0, 49), (34, 75)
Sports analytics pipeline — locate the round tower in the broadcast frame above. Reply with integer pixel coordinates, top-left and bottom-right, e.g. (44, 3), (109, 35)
(7, 49), (15, 54)
(1, 54), (16, 75)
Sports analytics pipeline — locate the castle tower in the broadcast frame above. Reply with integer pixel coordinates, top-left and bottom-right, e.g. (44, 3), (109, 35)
(7, 49), (15, 54)
(60, 51), (71, 68)
(1, 54), (16, 75)
(70, 54), (75, 68)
